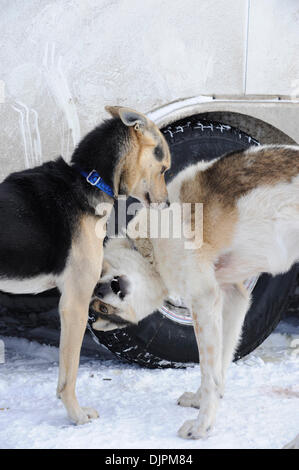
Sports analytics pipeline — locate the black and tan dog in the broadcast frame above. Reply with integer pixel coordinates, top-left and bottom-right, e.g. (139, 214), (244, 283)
(0, 106), (171, 424)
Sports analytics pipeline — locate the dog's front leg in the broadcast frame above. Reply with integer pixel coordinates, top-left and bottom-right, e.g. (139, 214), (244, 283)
(178, 277), (223, 439)
(57, 270), (100, 425)
(57, 217), (103, 425)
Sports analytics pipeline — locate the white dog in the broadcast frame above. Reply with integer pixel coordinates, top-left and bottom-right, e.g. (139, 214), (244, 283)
(90, 145), (299, 444)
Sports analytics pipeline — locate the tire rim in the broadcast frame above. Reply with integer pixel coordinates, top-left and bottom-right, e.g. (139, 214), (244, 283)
(159, 276), (259, 325)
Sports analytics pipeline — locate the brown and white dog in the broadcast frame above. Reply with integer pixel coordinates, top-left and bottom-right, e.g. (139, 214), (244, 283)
(90, 144), (299, 441)
(0, 106), (170, 425)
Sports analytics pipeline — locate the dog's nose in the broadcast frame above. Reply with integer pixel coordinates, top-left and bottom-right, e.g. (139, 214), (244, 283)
(94, 282), (110, 298)
(166, 199), (170, 207)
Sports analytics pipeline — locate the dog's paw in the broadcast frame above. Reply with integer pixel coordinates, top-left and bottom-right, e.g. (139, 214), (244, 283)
(178, 419), (210, 440)
(82, 407), (99, 420)
(74, 407), (99, 425)
(177, 391), (200, 409)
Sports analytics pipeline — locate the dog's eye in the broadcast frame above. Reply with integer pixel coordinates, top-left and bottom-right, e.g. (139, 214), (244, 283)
(161, 166), (167, 175)
(100, 304), (108, 314)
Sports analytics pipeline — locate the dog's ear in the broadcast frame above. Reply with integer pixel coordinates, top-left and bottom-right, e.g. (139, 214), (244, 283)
(105, 105), (122, 118)
(105, 106), (148, 129)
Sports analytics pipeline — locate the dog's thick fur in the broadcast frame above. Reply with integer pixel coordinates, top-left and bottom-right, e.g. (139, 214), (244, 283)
(0, 106), (170, 425)
(91, 144), (299, 440)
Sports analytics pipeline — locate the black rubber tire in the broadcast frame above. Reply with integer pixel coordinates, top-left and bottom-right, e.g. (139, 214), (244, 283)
(89, 116), (298, 367)
(1, 116), (298, 368)
(0, 288), (59, 314)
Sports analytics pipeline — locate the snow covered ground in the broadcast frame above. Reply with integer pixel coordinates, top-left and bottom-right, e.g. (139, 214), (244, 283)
(0, 321), (298, 449)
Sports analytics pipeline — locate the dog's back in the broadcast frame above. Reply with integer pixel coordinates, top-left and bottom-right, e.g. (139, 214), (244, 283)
(179, 145), (299, 206)
(0, 158), (88, 287)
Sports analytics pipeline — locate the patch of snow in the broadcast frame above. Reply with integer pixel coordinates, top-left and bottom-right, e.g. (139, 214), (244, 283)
(0, 329), (298, 449)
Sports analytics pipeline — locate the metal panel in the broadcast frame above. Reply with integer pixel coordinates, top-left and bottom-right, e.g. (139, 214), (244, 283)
(0, 0), (247, 179)
(246, 0), (299, 95)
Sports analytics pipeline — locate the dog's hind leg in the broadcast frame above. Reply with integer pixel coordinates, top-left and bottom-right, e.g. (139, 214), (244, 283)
(178, 270), (223, 439)
(57, 216), (103, 425)
(220, 283), (251, 396)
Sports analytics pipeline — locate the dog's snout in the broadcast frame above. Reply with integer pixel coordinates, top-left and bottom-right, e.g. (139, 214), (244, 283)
(94, 282), (110, 299)
(166, 199), (170, 208)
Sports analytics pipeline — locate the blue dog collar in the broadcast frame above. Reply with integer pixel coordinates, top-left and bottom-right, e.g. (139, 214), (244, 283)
(80, 169), (114, 198)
